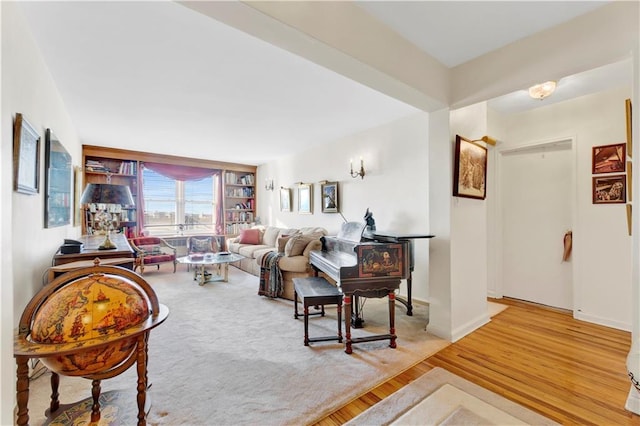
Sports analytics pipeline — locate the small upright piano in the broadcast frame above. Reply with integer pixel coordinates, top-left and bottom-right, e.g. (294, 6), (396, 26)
(310, 222), (409, 353)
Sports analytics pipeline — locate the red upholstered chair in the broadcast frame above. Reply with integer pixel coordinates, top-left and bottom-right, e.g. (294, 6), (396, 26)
(129, 236), (177, 274)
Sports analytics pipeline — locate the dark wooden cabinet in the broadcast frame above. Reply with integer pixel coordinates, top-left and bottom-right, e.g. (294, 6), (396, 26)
(52, 234), (135, 266)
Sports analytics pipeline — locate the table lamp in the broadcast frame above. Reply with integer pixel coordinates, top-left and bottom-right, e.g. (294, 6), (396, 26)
(80, 183), (135, 250)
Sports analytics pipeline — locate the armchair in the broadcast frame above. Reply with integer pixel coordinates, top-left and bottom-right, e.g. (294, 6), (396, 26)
(186, 236), (224, 271)
(187, 235), (223, 255)
(129, 236), (177, 274)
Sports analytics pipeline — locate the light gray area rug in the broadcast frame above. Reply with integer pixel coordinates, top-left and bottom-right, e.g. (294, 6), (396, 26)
(346, 367), (558, 425)
(26, 266), (449, 425)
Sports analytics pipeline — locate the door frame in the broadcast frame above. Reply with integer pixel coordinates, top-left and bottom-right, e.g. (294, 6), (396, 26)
(493, 135), (579, 313)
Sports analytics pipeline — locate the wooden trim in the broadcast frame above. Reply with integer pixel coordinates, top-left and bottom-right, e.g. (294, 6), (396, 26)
(82, 145), (257, 173)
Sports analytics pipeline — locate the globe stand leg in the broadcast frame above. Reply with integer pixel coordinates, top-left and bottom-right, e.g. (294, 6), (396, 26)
(50, 372), (60, 413)
(136, 333), (149, 426)
(15, 356), (30, 426)
(91, 379), (101, 423)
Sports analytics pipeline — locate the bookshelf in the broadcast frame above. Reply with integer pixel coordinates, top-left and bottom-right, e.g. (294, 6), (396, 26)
(82, 148), (139, 237)
(223, 171), (256, 236)
(82, 145), (257, 238)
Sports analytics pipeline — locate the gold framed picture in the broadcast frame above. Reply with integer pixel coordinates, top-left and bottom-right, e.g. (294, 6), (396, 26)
(626, 98), (632, 158)
(321, 181), (338, 213)
(280, 187), (291, 212)
(298, 183), (312, 214)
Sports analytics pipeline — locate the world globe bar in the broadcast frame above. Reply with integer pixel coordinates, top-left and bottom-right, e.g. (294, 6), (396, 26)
(14, 262), (169, 426)
(30, 273), (151, 376)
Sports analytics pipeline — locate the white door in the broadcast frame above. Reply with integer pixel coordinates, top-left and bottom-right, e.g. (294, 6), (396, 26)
(500, 141), (573, 310)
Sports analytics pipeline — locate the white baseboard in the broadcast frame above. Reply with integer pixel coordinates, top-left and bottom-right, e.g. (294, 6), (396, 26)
(625, 387), (640, 415)
(451, 313), (490, 342)
(574, 311), (631, 332)
(487, 290), (499, 299)
(426, 324), (452, 342)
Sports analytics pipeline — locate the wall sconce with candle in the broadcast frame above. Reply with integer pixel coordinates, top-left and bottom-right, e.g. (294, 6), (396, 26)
(350, 157), (365, 179)
(264, 179), (274, 191)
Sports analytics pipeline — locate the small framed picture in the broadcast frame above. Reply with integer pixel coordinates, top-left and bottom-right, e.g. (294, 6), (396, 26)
(593, 174), (626, 204)
(280, 187), (291, 212)
(453, 135), (487, 200)
(592, 143), (625, 174)
(298, 183), (313, 214)
(321, 181), (338, 213)
(13, 113), (40, 195)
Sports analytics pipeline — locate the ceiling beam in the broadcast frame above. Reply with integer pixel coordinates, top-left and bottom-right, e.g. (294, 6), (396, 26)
(179, 0), (449, 112)
(450, 1), (639, 110)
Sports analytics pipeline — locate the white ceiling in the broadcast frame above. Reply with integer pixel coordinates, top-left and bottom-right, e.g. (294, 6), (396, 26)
(17, 1), (623, 166)
(357, 1), (609, 68)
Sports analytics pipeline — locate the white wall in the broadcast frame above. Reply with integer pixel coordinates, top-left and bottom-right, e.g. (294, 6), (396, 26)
(447, 103), (491, 341)
(257, 112), (432, 301)
(1, 3), (82, 421)
(497, 86), (633, 330)
(426, 109), (453, 339)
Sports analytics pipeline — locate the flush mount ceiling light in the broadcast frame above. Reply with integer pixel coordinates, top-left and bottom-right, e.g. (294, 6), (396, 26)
(528, 80), (557, 100)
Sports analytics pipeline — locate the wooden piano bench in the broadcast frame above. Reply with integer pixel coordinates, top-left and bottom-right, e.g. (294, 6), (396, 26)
(293, 277), (343, 346)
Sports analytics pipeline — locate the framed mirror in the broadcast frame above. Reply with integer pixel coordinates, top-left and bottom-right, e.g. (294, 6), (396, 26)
(44, 128), (72, 228)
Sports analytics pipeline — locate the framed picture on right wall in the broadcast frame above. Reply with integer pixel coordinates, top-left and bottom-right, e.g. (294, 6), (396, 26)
(592, 143), (626, 174)
(452, 135), (487, 200)
(593, 174), (626, 204)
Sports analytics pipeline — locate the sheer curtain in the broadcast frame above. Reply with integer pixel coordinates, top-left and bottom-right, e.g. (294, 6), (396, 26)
(138, 162), (223, 235)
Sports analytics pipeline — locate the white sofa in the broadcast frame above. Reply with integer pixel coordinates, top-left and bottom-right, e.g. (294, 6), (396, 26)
(226, 226), (327, 300)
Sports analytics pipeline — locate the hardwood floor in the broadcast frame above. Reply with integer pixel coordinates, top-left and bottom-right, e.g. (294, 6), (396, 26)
(314, 298), (637, 425)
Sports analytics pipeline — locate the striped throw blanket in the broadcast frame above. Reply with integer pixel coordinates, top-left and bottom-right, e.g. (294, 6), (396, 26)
(258, 251), (284, 298)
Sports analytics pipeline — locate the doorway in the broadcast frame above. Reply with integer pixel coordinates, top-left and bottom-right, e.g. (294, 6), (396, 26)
(498, 138), (574, 310)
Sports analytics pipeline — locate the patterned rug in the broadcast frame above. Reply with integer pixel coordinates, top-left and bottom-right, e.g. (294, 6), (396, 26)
(27, 268), (450, 425)
(345, 367), (558, 425)
(44, 390), (139, 426)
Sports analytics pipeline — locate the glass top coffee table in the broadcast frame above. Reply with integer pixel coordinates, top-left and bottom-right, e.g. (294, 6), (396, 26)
(177, 252), (245, 286)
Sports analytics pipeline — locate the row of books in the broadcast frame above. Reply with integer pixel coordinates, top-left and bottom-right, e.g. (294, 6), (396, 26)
(85, 160), (137, 175)
(118, 161), (137, 175)
(85, 159), (109, 173)
(231, 200), (254, 209)
(225, 211), (254, 222)
(225, 172), (254, 185)
(226, 187), (254, 197)
(225, 222), (252, 235)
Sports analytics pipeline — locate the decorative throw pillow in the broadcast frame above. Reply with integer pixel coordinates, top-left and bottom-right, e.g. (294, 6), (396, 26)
(277, 235), (291, 253)
(192, 238), (212, 253)
(284, 235), (313, 257)
(238, 228), (261, 245)
(262, 227), (281, 247)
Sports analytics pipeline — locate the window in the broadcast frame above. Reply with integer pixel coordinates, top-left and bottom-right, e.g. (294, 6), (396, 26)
(143, 169), (218, 235)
